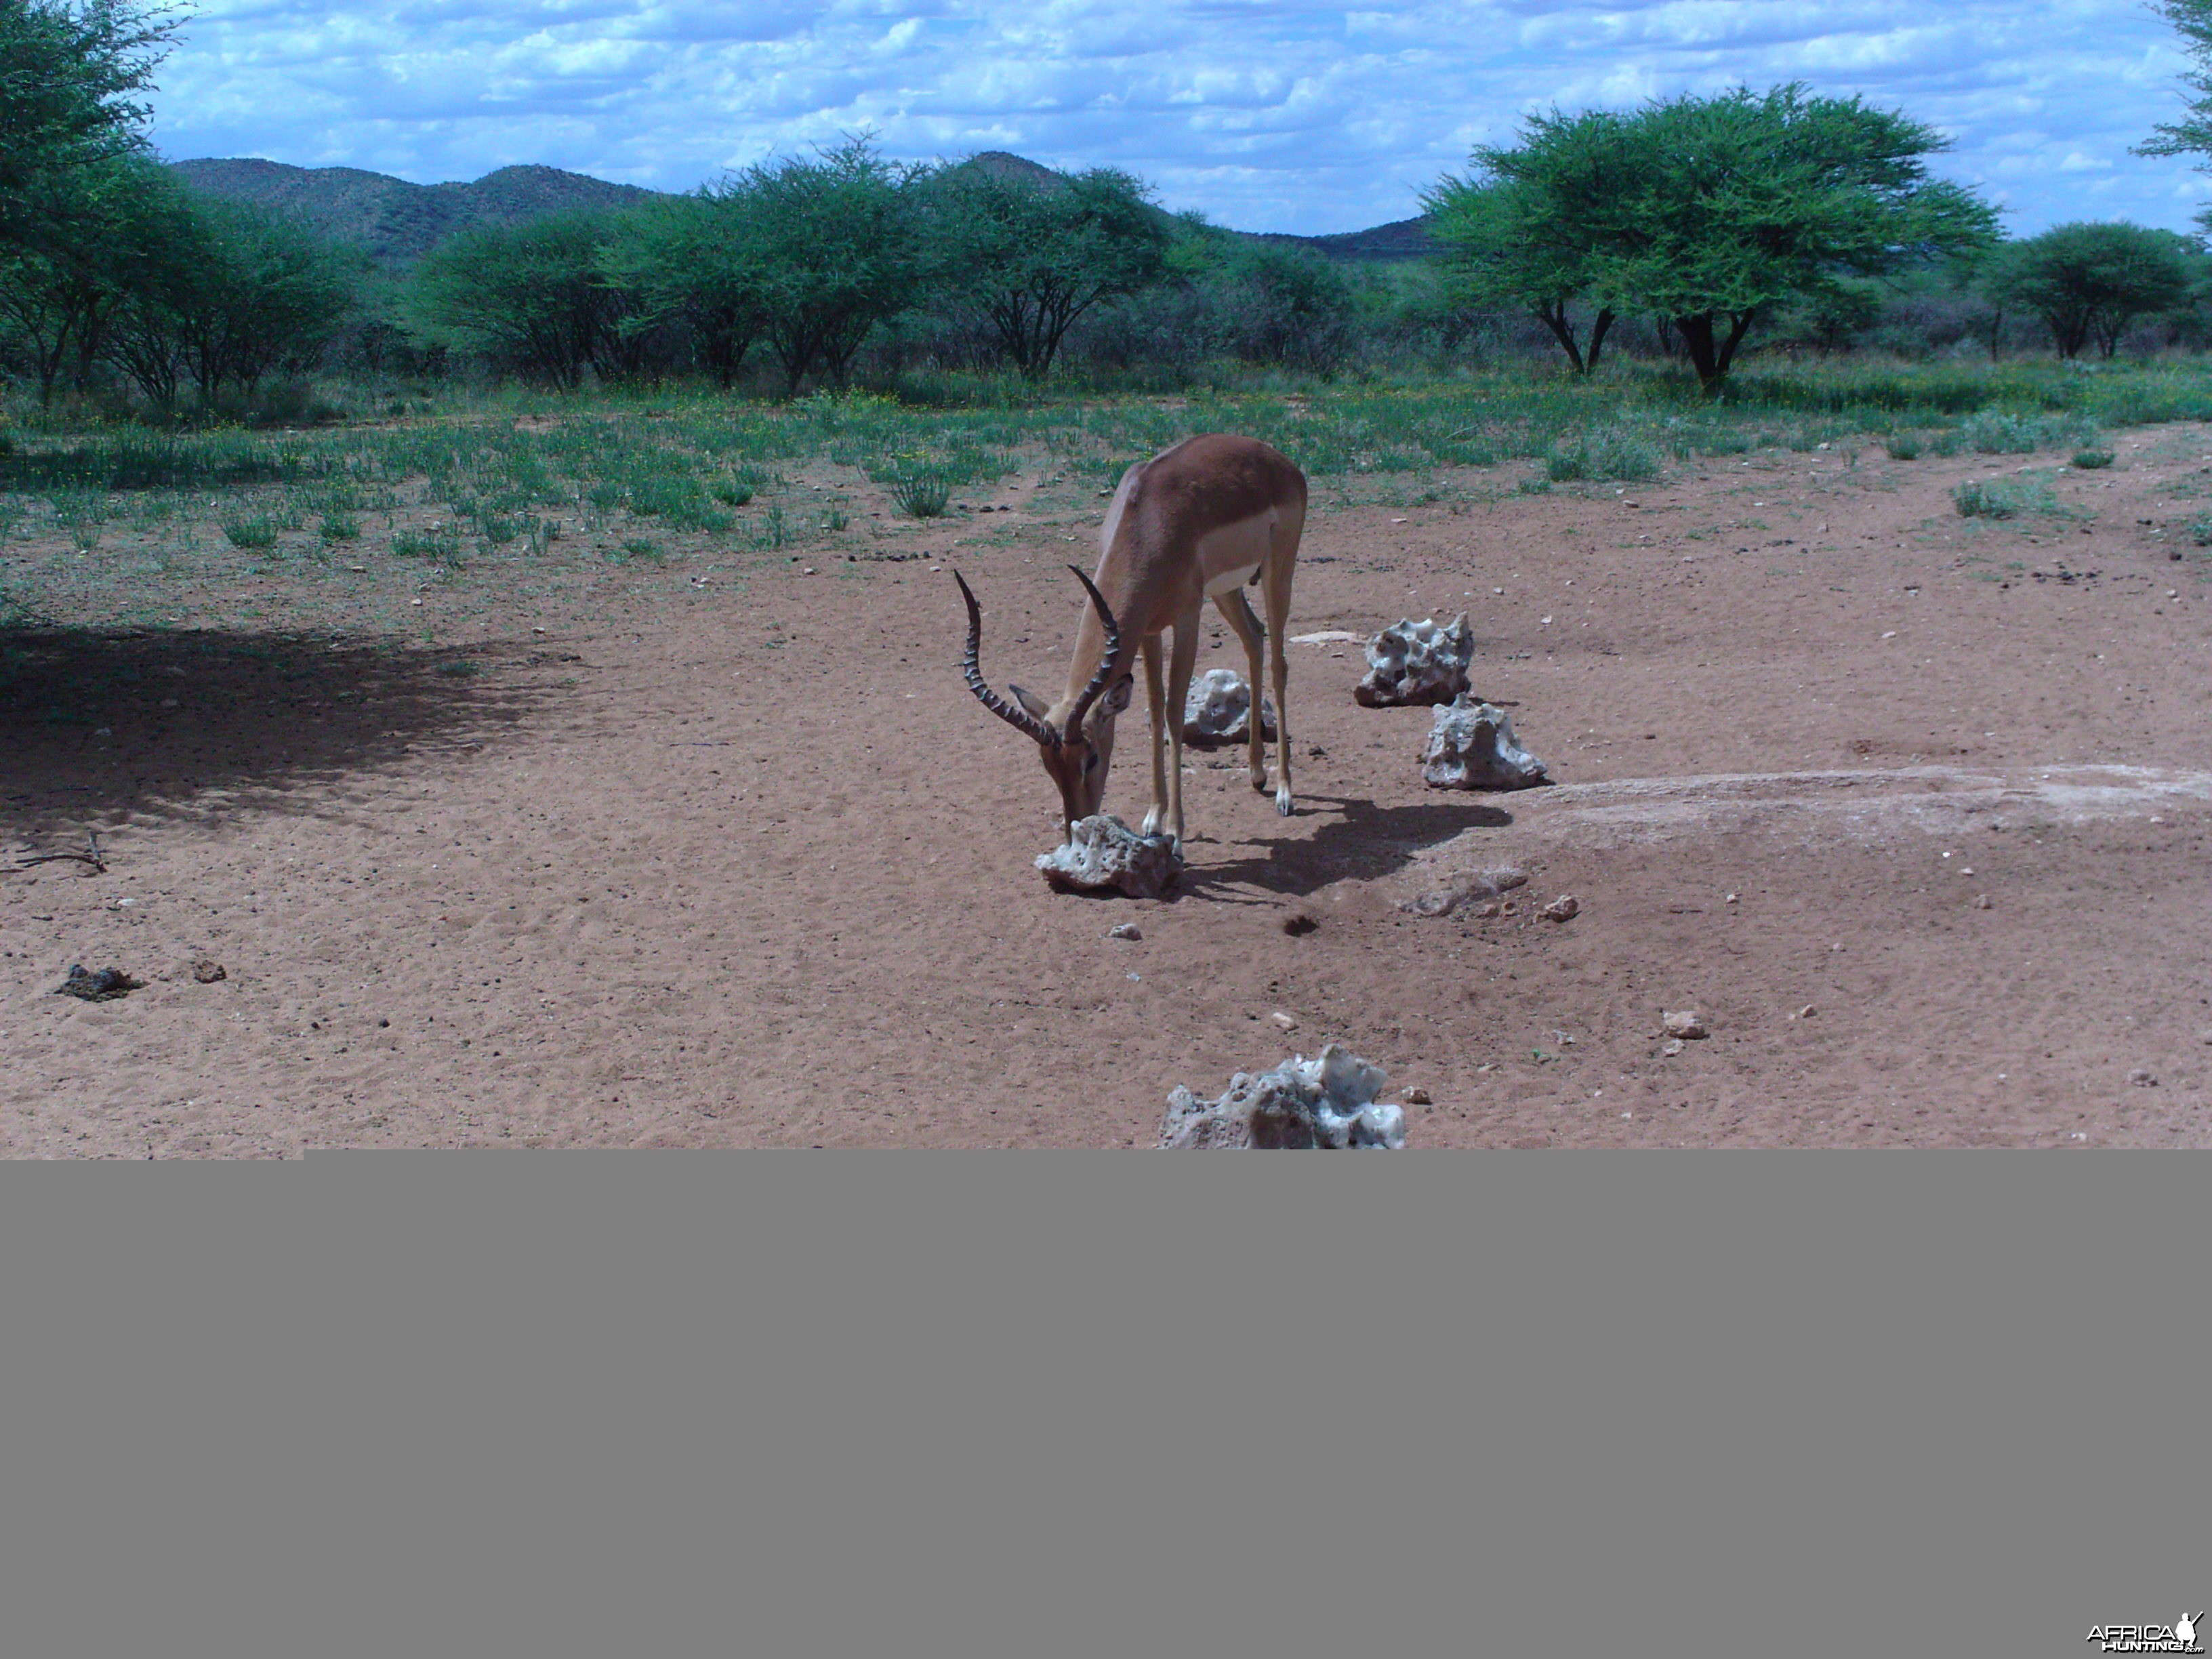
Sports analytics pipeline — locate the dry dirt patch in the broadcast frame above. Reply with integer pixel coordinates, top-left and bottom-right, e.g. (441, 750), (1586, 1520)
(4, 431), (2209, 1151)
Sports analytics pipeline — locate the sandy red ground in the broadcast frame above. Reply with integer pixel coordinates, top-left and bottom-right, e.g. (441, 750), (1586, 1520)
(5, 427), (2209, 1151)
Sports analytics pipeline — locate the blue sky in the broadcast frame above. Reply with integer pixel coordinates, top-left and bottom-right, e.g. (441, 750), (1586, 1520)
(148, 1), (2212, 237)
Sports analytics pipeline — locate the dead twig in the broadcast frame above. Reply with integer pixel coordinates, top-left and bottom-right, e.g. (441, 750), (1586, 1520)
(10, 832), (105, 875)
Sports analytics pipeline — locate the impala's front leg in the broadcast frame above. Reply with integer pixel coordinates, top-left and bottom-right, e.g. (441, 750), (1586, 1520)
(1139, 632), (1168, 838)
(1164, 605), (1202, 845)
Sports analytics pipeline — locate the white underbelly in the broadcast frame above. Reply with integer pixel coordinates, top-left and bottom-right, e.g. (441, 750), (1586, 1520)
(1203, 561), (1261, 596)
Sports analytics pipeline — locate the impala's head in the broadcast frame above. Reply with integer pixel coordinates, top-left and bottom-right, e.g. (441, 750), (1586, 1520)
(957, 566), (1133, 840)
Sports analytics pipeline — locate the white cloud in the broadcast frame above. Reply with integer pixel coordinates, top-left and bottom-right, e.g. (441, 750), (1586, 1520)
(147, 0), (2211, 234)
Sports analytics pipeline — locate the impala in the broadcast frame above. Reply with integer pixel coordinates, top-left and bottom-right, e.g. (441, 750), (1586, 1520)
(956, 433), (1307, 846)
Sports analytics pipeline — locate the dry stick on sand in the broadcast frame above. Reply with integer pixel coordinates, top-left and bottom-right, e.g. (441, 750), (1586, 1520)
(9, 832), (105, 874)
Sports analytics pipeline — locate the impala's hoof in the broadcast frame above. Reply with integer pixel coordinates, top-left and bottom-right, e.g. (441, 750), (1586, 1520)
(1275, 787), (1294, 817)
(1250, 771), (1270, 794)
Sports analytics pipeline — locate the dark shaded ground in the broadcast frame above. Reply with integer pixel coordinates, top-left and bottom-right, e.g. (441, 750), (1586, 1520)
(1, 627), (548, 842)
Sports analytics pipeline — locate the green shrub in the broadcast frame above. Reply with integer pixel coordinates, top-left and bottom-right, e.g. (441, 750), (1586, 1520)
(1885, 432), (1923, 460)
(2071, 449), (2114, 469)
(222, 515), (279, 548)
(748, 504), (791, 550)
(1961, 412), (2043, 454)
(392, 527), (461, 560)
(891, 467), (951, 518)
(1952, 476), (2066, 519)
(319, 512), (361, 541)
(1545, 426), (1662, 483)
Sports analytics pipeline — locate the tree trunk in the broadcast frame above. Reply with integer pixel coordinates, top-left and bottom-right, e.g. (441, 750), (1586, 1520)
(1674, 312), (1721, 390)
(1584, 308), (1617, 374)
(1533, 300), (1586, 374)
(1674, 310), (1758, 393)
(1714, 309), (1757, 378)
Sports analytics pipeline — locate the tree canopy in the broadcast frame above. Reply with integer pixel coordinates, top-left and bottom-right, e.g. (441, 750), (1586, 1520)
(919, 162), (1168, 379)
(1, 0), (176, 253)
(2139, 2), (2212, 179)
(1978, 222), (2199, 359)
(1426, 84), (1999, 389)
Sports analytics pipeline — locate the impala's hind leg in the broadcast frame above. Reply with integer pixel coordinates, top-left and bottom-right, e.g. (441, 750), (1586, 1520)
(1261, 546), (1297, 817)
(1164, 605), (1202, 845)
(1139, 631), (1168, 838)
(1214, 588), (1270, 796)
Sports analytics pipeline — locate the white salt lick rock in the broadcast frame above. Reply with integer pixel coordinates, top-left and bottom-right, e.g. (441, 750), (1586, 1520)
(1158, 1044), (1406, 1149)
(1037, 814), (1184, 899)
(1356, 615), (1474, 707)
(1421, 695), (1549, 790)
(1181, 667), (1277, 743)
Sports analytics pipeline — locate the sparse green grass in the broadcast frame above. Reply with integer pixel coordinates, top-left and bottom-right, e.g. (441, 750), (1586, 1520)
(1952, 474), (2074, 520)
(10, 354), (2212, 640)
(890, 466), (950, 518)
(1544, 426), (1663, 483)
(747, 504), (792, 550)
(392, 527), (460, 560)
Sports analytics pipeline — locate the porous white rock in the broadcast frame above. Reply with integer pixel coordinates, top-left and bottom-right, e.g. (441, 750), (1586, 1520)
(1037, 814), (1183, 899)
(1158, 1043), (1406, 1149)
(1421, 695), (1549, 790)
(1181, 667), (1277, 743)
(1356, 614), (1474, 707)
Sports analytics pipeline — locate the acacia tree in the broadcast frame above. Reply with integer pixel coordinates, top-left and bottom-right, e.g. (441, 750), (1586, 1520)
(102, 188), (354, 409)
(1424, 146), (1618, 373)
(0, 0), (176, 253)
(602, 192), (766, 388)
(1979, 223), (2197, 358)
(729, 137), (923, 393)
(922, 161), (1168, 378)
(1427, 85), (1998, 391)
(407, 210), (642, 388)
(2139, 1), (2212, 203)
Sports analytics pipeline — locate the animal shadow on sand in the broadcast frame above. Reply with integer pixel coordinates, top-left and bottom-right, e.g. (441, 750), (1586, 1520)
(1187, 792), (1517, 901)
(1, 625), (554, 840)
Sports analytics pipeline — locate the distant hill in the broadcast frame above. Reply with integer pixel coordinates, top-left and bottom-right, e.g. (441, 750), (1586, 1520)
(167, 153), (1434, 268)
(165, 159), (664, 268)
(952, 151), (1435, 263)
(1275, 218), (1437, 264)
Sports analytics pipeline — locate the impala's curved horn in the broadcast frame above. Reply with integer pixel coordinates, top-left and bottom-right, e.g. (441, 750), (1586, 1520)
(1061, 565), (1126, 741)
(955, 570), (1060, 747)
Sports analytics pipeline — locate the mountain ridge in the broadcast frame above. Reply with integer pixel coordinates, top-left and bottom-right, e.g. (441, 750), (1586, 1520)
(167, 153), (1435, 268)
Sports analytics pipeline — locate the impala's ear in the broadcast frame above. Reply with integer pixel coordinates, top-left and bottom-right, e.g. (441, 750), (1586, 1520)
(1104, 673), (1134, 716)
(1008, 682), (1052, 721)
